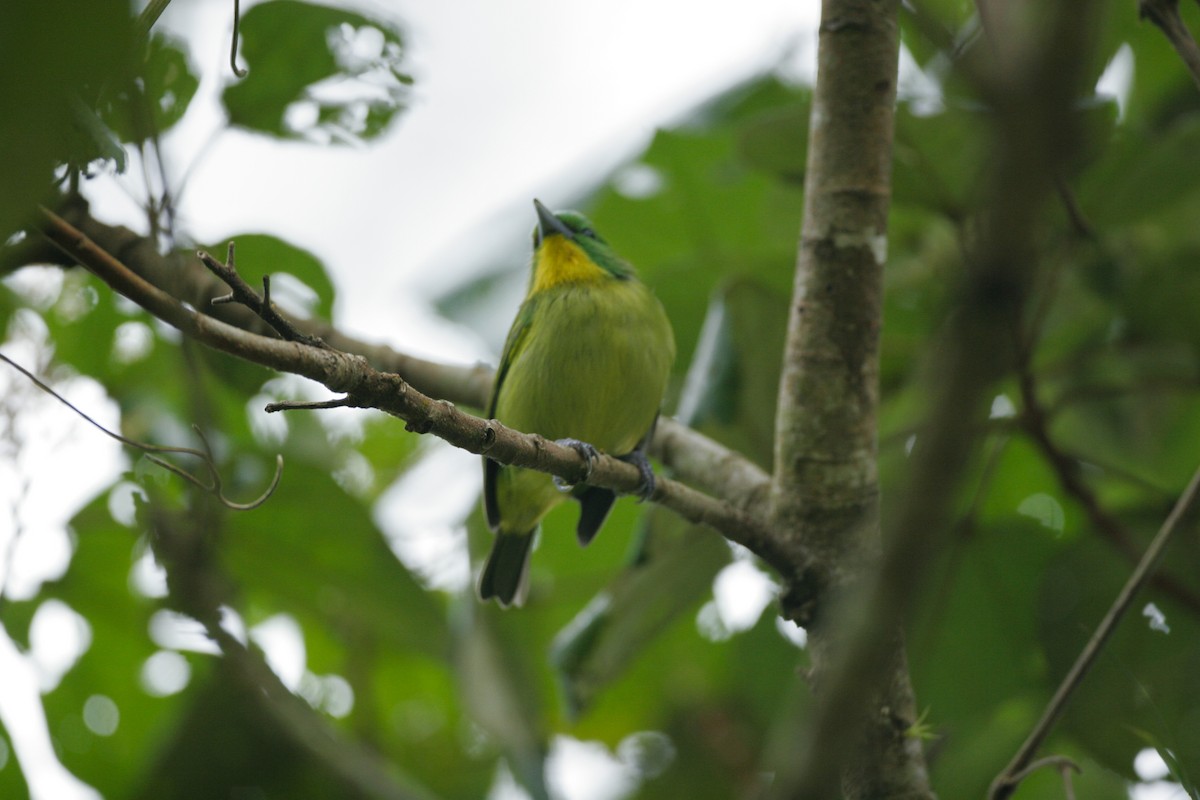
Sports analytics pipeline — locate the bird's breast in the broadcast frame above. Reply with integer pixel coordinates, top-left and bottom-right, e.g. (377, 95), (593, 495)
(494, 280), (673, 455)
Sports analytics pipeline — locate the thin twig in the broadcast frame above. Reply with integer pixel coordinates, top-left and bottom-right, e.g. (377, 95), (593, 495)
(0, 352), (281, 511)
(134, 0), (173, 39)
(1054, 175), (1096, 240)
(988, 464), (1200, 799)
(1139, 0), (1200, 92)
(199, 244), (328, 349)
(1008, 755), (1081, 787)
(230, 0), (248, 77)
(265, 397), (355, 413)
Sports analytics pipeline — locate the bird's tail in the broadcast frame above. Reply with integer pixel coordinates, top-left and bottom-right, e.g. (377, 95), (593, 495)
(479, 532), (535, 606)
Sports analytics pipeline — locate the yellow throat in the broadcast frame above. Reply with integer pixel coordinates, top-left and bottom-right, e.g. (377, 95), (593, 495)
(531, 236), (607, 294)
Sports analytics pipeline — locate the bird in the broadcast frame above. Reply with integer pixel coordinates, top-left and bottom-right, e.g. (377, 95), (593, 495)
(479, 199), (675, 606)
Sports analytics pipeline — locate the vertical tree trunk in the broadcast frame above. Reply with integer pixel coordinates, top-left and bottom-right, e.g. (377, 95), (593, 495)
(770, 0), (934, 796)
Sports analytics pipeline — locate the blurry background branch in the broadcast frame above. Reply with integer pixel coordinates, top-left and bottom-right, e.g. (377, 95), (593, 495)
(143, 501), (441, 800)
(1139, 0), (1200, 90)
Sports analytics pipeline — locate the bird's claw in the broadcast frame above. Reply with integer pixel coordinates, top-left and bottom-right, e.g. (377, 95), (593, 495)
(618, 450), (656, 502)
(553, 438), (599, 492)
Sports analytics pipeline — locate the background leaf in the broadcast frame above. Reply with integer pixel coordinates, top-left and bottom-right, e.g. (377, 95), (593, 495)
(222, 0), (412, 144)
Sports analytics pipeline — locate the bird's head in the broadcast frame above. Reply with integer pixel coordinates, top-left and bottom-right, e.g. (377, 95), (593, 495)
(528, 199), (634, 293)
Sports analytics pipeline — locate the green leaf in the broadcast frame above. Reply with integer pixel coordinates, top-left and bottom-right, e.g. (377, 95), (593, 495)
(222, 0), (412, 144)
(102, 34), (200, 143)
(453, 599), (550, 800)
(70, 97), (127, 172)
(1077, 115), (1200, 229)
(223, 460), (449, 660)
(36, 491), (185, 796)
(551, 512), (729, 717)
(1038, 537), (1200, 782)
(0, 719), (30, 800)
(131, 657), (438, 800)
(0, 0), (134, 236)
(893, 102), (988, 217)
(674, 279), (788, 468)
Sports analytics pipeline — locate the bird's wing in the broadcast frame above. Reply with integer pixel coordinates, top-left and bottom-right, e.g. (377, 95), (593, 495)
(483, 299), (537, 530)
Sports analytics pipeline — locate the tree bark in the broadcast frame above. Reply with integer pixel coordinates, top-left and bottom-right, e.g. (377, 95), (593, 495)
(769, 0), (934, 797)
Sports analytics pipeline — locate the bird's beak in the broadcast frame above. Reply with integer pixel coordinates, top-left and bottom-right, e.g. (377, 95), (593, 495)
(533, 199), (574, 241)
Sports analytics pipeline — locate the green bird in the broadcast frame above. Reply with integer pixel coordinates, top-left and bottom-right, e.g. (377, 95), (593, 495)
(479, 199), (675, 606)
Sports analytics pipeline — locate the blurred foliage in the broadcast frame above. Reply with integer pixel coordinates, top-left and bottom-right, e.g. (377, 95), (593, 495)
(2, 0), (1200, 798)
(222, 0), (413, 144)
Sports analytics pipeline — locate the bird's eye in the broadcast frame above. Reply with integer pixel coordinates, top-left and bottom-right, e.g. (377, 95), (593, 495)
(580, 228), (597, 239)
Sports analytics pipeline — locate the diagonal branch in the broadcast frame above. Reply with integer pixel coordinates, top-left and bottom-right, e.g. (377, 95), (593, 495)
(1139, 0), (1200, 92)
(1015, 352), (1200, 614)
(37, 205), (802, 583)
(0, 351), (282, 511)
(988, 463), (1200, 799)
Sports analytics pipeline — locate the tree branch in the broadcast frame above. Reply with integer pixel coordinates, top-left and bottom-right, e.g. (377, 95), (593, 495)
(777, 1), (1103, 796)
(144, 499), (439, 800)
(769, 0), (931, 797)
(37, 205), (801, 582)
(23, 199), (772, 515)
(1139, 0), (1200, 92)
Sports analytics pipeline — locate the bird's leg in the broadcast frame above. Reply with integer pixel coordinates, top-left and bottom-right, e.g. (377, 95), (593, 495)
(617, 450), (656, 502)
(553, 438), (599, 491)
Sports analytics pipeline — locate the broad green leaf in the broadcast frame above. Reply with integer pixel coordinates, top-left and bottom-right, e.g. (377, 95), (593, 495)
(1038, 537), (1200, 782)
(0, 0), (133, 236)
(222, 0), (412, 144)
(37, 491), (187, 796)
(0, 719), (30, 799)
(453, 597), (550, 800)
(910, 517), (1060, 726)
(1077, 115), (1200, 228)
(132, 657), (438, 800)
(223, 460), (449, 660)
(893, 102), (988, 217)
(551, 513), (729, 717)
(683, 279), (788, 467)
(102, 34), (199, 142)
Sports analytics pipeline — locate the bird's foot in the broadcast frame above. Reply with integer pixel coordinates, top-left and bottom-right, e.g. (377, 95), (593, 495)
(553, 438), (600, 492)
(618, 450), (656, 502)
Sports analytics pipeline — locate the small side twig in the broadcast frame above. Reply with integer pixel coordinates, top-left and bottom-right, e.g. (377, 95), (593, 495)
(1008, 756), (1082, 800)
(988, 463), (1200, 799)
(230, 0), (248, 77)
(199, 243), (328, 349)
(0, 352), (282, 511)
(265, 397), (357, 413)
(1054, 175), (1096, 240)
(1139, 0), (1200, 92)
